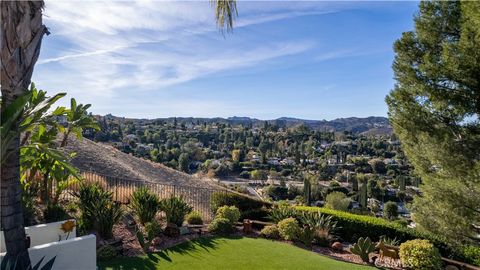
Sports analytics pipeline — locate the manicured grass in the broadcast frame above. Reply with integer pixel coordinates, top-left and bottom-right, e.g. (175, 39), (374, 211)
(98, 236), (376, 270)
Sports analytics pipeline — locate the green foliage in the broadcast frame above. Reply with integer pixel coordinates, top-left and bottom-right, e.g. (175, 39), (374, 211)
(209, 192), (270, 217)
(208, 218), (234, 234)
(130, 187), (160, 225)
(383, 201), (398, 220)
(298, 210), (339, 243)
(379, 235), (399, 246)
(462, 246), (480, 266)
(295, 206), (461, 260)
(303, 177), (311, 205)
(250, 169), (268, 180)
(358, 184), (367, 209)
(215, 206), (240, 225)
(260, 225), (280, 239)
(97, 245), (118, 261)
(145, 220), (162, 241)
(386, 0), (480, 245)
(277, 218), (300, 241)
(298, 225), (315, 248)
(399, 239), (442, 270)
(269, 205), (297, 223)
(75, 183), (122, 239)
(325, 191), (350, 211)
(43, 204), (69, 223)
(350, 237), (375, 263)
(185, 211), (203, 225)
(160, 196), (192, 227)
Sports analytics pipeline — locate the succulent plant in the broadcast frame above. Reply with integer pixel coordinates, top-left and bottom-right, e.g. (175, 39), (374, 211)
(350, 237), (375, 263)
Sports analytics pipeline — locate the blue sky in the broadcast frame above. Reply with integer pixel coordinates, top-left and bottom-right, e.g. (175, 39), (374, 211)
(34, 1), (419, 120)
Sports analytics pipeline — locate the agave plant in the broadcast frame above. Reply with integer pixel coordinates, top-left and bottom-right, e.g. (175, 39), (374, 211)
(160, 196), (192, 227)
(350, 237), (375, 263)
(299, 211), (339, 234)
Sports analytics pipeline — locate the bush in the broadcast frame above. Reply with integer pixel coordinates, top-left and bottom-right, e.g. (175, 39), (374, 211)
(462, 246), (480, 266)
(160, 196), (192, 227)
(278, 218), (300, 241)
(260, 225), (280, 239)
(43, 204), (69, 223)
(383, 201), (398, 220)
(97, 245), (118, 261)
(215, 206), (240, 224)
(399, 239), (442, 270)
(239, 171), (250, 179)
(210, 192), (270, 213)
(145, 220), (162, 241)
(130, 187), (160, 225)
(185, 211), (203, 225)
(325, 191), (350, 211)
(208, 218), (234, 234)
(295, 206), (458, 259)
(266, 185), (289, 200)
(298, 225), (315, 248)
(76, 183), (123, 239)
(269, 205), (297, 223)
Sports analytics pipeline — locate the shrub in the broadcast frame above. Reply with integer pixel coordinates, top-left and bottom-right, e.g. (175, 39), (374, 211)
(278, 218), (300, 241)
(298, 225), (315, 248)
(130, 187), (160, 225)
(76, 183), (107, 232)
(325, 191), (350, 211)
(383, 201), (398, 220)
(160, 196), (192, 227)
(95, 200), (123, 239)
(350, 237), (375, 263)
(462, 246), (480, 266)
(215, 206), (240, 225)
(208, 218), (234, 234)
(185, 211), (203, 225)
(239, 171), (250, 179)
(295, 206), (457, 259)
(298, 210), (338, 246)
(210, 192), (269, 214)
(260, 225), (280, 239)
(399, 239), (442, 270)
(145, 220), (162, 241)
(97, 245), (118, 261)
(43, 204), (69, 223)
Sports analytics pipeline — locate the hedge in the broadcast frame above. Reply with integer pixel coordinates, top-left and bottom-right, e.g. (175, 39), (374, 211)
(210, 192), (272, 220)
(296, 206), (476, 264)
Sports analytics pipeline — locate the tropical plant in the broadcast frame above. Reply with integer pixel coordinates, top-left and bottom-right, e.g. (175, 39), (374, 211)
(185, 211), (203, 225)
(277, 218), (300, 241)
(0, 255), (56, 270)
(399, 239), (442, 270)
(260, 225), (280, 239)
(379, 235), (400, 246)
(60, 98), (100, 147)
(269, 205), (297, 223)
(350, 237), (375, 263)
(43, 204), (69, 223)
(298, 210), (339, 246)
(130, 187), (160, 225)
(298, 225), (315, 248)
(215, 205), (240, 225)
(160, 196), (193, 227)
(95, 200), (123, 239)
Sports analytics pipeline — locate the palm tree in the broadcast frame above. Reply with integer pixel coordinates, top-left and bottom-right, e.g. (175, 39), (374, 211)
(1, 0), (237, 268)
(60, 98), (100, 147)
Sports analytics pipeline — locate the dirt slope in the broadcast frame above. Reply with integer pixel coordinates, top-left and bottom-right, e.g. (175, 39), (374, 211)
(63, 137), (215, 188)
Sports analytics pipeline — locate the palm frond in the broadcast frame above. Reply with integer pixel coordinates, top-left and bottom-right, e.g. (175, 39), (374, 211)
(211, 0), (237, 33)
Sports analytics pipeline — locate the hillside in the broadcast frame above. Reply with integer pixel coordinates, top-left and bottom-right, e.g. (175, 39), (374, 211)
(63, 136), (215, 188)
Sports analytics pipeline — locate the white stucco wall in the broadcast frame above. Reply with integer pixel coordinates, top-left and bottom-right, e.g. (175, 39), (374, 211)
(0, 220), (76, 253)
(0, 234), (96, 270)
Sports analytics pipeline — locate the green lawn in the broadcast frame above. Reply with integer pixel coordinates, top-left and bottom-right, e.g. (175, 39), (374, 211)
(98, 236), (376, 270)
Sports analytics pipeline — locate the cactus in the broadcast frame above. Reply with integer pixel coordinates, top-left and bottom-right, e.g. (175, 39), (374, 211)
(350, 237), (375, 263)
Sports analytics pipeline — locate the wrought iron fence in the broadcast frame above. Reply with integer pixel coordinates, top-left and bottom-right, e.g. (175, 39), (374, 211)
(48, 171), (229, 222)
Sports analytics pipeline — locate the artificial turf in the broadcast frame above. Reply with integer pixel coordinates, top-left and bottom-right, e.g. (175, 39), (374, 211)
(98, 236), (376, 270)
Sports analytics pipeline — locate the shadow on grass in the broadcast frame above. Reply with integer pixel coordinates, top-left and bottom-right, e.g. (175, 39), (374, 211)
(98, 235), (243, 270)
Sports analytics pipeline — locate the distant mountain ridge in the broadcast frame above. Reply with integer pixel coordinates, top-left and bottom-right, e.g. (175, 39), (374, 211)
(101, 114), (392, 134)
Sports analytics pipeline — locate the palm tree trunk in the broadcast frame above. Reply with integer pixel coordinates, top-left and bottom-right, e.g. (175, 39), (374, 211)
(1, 1), (48, 268)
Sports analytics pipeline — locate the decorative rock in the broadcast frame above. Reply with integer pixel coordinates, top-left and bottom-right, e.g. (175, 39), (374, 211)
(164, 223), (180, 237)
(179, 226), (190, 235)
(331, 242), (343, 251)
(444, 265), (459, 270)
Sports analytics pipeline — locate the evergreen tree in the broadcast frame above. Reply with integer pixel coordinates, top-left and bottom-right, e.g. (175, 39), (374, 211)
(386, 0), (480, 245)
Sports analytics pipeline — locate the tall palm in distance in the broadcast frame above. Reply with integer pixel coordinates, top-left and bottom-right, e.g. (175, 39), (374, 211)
(0, 1), (237, 268)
